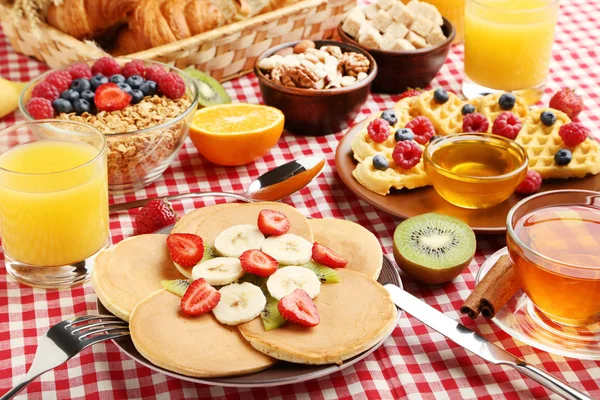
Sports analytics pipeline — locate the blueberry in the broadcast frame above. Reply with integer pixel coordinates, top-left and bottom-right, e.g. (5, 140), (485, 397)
(499, 93), (516, 110)
(461, 104), (475, 115)
(80, 89), (95, 103)
(394, 128), (415, 142)
(372, 154), (389, 171)
(540, 111), (557, 126)
(73, 99), (92, 115)
(109, 74), (126, 84)
(381, 110), (398, 126)
(130, 89), (144, 104)
(90, 74), (108, 90)
(139, 80), (158, 96)
(70, 78), (91, 93)
(60, 89), (80, 103)
(433, 88), (449, 104)
(126, 75), (145, 90)
(554, 149), (572, 166)
(52, 98), (73, 114)
(117, 82), (132, 94)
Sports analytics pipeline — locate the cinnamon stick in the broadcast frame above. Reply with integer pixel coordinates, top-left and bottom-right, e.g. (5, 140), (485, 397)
(460, 255), (520, 319)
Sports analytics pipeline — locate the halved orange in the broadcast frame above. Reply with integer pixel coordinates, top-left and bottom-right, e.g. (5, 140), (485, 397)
(189, 103), (285, 166)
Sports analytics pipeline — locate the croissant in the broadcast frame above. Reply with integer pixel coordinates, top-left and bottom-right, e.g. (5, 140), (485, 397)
(46, 0), (140, 40)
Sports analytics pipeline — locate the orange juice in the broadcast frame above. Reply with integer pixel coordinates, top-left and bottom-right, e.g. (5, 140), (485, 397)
(0, 140), (109, 266)
(508, 205), (600, 325)
(464, 0), (559, 91)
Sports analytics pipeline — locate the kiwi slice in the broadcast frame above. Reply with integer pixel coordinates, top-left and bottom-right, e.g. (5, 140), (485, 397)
(237, 274), (268, 293)
(184, 67), (231, 108)
(261, 294), (286, 331)
(201, 244), (218, 263)
(393, 213), (476, 285)
(301, 261), (341, 283)
(161, 279), (190, 297)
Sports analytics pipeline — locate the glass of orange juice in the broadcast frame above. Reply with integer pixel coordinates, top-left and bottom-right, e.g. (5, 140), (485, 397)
(0, 120), (109, 288)
(462, 0), (560, 99)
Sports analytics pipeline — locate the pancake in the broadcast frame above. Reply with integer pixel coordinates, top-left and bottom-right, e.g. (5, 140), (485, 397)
(129, 289), (275, 377)
(172, 202), (313, 278)
(238, 269), (398, 365)
(91, 234), (184, 322)
(309, 218), (383, 280)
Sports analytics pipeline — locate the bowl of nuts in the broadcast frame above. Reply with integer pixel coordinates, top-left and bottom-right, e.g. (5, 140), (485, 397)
(255, 39), (377, 136)
(338, 0), (455, 94)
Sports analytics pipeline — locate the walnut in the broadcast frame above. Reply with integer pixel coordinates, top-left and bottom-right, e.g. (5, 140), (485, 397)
(338, 52), (370, 77)
(278, 64), (319, 89)
(320, 45), (343, 59)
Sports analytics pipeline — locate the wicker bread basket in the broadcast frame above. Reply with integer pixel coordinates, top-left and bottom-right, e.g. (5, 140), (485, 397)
(0, 0), (355, 82)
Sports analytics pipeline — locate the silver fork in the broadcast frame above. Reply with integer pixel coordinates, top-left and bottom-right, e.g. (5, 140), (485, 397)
(1, 315), (130, 400)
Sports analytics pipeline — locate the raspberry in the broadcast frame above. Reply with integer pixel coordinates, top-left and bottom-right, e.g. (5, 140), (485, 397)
(158, 72), (186, 99)
(398, 88), (422, 100)
(462, 112), (490, 133)
(122, 60), (146, 78)
(31, 81), (60, 101)
(405, 116), (435, 145)
(516, 170), (542, 195)
(549, 88), (584, 120)
(91, 57), (121, 77)
(367, 118), (390, 143)
(67, 63), (92, 79)
(145, 64), (168, 83)
(558, 122), (589, 147)
(45, 70), (72, 92)
(392, 140), (422, 170)
(26, 98), (54, 119)
(492, 112), (522, 139)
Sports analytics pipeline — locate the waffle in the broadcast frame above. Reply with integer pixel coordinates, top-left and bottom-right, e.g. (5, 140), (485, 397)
(475, 92), (530, 131)
(516, 108), (600, 179)
(409, 90), (467, 135)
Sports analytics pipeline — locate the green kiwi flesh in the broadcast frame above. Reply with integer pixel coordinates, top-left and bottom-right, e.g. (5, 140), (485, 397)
(261, 294), (286, 331)
(184, 67), (231, 107)
(237, 274), (268, 293)
(393, 213), (476, 285)
(161, 279), (190, 297)
(301, 261), (341, 283)
(201, 244), (218, 263)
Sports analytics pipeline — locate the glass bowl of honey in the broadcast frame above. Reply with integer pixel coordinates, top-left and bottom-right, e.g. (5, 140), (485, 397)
(423, 133), (528, 209)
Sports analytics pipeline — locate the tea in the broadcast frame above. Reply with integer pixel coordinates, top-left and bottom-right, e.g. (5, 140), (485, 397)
(509, 204), (600, 325)
(424, 138), (526, 209)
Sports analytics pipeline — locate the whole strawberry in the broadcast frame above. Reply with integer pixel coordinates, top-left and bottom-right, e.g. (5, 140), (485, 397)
(549, 88), (584, 120)
(133, 199), (178, 235)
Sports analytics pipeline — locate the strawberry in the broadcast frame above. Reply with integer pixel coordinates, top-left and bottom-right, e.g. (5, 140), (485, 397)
(257, 209), (290, 236)
(398, 88), (422, 100)
(277, 289), (320, 327)
(549, 88), (584, 120)
(240, 249), (278, 277)
(311, 242), (348, 268)
(133, 198), (178, 235)
(180, 278), (221, 316)
(94, 82), (132, 112)
(167, 233), (205, 268)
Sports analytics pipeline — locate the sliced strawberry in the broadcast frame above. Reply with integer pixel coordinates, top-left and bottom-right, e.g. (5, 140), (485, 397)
(240, 249), (278, 277)
(95, 82), (132, 112)
(166, 233), (204, 268)
(257, 209), (290, 236)
(180, 278), (221, 316)
(277, 289), (320, 327)
(311, 242), (348, 268)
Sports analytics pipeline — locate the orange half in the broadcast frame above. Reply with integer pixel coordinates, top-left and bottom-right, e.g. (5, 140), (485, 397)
(189, 103), (285, 166)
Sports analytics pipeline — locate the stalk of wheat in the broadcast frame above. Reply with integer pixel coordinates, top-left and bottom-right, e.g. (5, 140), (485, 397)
(7, 0), (62, 30)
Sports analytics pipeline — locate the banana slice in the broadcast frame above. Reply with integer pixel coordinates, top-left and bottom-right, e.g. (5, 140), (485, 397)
(266, 266), (321, 300)
(212, 282), (267, 325)
(191, 257), (245, 286)
(261, 234), (312, 265)
(214, 225), (266, 258)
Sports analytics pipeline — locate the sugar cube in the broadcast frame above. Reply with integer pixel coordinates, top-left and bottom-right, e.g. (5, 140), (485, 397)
(385, 21), (409, 39)
(395, 38), (416, 51)
(363, 4), (379, 20)
(372, 9), (394, 33)
(388, 2), (416, 26)
(358, 25), (384, 49)
(420, 2), (444, 26)
(406, 31), (428, 48)
(426, 25), (447, 45)
(342, 8), (366, 38)
(377, 0), (395, 11)
(410, 15), (434, 37)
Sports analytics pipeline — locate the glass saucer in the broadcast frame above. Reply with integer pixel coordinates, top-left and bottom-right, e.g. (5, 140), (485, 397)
(476, 247), (600, 360)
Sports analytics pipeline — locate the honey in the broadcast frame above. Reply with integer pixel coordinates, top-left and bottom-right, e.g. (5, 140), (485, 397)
(424, 134), (528, 209)
(508, 204), (600, 325)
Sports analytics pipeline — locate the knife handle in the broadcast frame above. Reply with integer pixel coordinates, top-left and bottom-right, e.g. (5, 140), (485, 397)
(512, 362), (591, 400)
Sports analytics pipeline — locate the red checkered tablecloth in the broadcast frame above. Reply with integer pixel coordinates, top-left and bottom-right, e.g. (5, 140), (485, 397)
(1, 0), (600, 399)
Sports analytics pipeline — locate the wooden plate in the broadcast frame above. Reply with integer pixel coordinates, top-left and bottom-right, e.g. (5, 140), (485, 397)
(335, 119), (600, 234)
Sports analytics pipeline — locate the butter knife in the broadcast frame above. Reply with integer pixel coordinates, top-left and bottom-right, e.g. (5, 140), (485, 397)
(384, 284), (591, 400)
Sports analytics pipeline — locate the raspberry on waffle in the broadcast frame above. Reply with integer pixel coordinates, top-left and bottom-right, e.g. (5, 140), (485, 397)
(474, 92), (529, 132)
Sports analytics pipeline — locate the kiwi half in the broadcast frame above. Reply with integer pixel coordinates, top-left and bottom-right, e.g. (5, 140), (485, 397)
(161, 279), (190, 297)
(393, 213), (476, 285)
(301, 261), (341, 283)
(184, 67), (231, 108)
(261, 294), (286, 331)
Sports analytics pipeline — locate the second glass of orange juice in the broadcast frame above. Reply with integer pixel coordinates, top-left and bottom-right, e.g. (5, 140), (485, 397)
(0, 121), (108, 288)
(462, 0), (560, 98)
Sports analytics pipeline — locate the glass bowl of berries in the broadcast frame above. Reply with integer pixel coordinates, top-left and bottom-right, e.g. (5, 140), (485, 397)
(19, 57), (199, 192)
